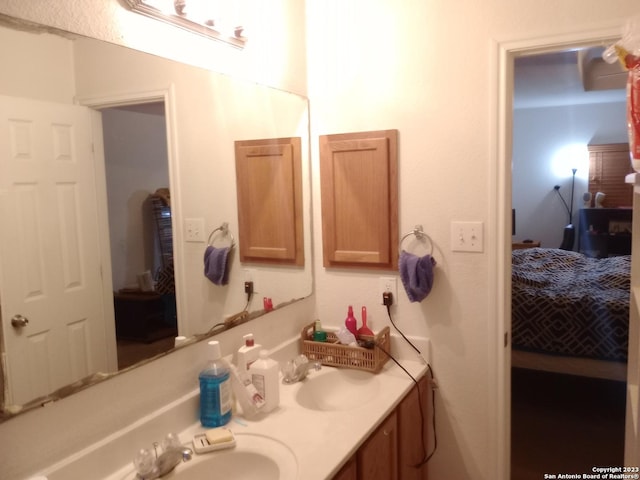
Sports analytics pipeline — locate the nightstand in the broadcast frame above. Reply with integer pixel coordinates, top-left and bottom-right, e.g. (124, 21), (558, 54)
(512, 241), (541, 250)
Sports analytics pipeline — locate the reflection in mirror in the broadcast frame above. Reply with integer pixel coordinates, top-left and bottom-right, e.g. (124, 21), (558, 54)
(0, 19), (311, 421)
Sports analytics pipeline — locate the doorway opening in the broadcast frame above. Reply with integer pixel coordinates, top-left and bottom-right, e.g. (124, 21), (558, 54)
(98, 101), (177, 369)
(506, 45), (630, 478)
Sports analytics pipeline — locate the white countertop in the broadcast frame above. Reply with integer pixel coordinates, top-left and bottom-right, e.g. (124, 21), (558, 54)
(41, 337), (428, 480)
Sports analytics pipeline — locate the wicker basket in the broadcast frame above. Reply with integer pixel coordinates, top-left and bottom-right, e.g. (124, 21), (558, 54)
(300, 321), (390, 373)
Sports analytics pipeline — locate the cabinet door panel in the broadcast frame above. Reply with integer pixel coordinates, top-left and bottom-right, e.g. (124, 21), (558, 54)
(320, 130), (398, 269)
(332, 455), (357, 480)
(357, 410), (398, 480)
(235, 137), (304, 265)
(398, 375), (430, 480)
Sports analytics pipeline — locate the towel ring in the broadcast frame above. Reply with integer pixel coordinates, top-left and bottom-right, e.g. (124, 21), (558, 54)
(207, 222), (235, 248)
(399, 224), (433, 256)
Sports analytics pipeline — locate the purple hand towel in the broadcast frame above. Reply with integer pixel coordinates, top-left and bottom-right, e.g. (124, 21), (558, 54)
(399, 250), (437, 303)
(204, 245), (231, 285)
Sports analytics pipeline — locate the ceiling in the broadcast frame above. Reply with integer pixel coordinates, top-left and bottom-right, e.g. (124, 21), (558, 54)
(513, 47), (627, 109)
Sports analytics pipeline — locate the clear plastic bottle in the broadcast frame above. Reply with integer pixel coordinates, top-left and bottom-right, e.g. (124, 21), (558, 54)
(199, 340), (232, 427)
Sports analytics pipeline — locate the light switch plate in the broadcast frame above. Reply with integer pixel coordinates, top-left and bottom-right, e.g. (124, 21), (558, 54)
(451, 221), (484, 252)
(185, 218), (205, 242)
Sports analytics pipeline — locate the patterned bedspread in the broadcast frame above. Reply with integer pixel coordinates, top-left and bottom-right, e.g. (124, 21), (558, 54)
(511, 248), (630, 362)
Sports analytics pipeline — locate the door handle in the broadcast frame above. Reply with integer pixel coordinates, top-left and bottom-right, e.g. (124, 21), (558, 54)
(11, 314), (29, 328)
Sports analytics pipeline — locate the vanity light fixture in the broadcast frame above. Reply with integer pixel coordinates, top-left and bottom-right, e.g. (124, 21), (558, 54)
(124, 0), (246, 48)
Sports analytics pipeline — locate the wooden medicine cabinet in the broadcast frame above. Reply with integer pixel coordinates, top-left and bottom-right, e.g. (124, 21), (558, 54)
(319, 129), (398, 270)
(235, 137), (304, 265)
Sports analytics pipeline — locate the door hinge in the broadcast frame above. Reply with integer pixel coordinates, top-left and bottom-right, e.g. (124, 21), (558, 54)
(504, 331), (509, 348)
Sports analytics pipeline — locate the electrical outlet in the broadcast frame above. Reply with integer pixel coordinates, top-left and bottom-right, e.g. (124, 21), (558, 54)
(185, 218), (205, 242)
(379, 277), (397, 303)
(451, 221), (484, 252)
(243, 269), (256, 282)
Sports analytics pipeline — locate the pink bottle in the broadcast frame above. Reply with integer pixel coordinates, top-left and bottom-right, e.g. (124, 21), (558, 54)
(345, 305), (358, 336)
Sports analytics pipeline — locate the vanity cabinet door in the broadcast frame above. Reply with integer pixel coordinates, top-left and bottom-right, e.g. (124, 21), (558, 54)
(398, 375), (430, 480)
(235, 137), (304, 265)
(332, 455), (357, 480)
(319, 129), (398, 270)
(357, 410), (398, 480)
(329, 374), (430, 480)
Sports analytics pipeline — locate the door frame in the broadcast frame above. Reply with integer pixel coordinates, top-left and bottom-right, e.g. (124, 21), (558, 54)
(491, 25), (626, 479)
(77, 86), (185, 338)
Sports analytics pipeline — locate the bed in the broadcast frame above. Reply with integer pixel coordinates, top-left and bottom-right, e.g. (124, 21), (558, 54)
(511, 247), (630, 381)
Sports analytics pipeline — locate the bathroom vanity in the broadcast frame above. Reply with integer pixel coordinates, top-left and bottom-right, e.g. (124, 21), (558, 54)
(33, 336), (431, 480)
(332, 374), (431, 480)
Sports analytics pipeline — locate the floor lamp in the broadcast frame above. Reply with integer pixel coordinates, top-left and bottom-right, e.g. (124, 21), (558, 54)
(554, 168), (577, 250)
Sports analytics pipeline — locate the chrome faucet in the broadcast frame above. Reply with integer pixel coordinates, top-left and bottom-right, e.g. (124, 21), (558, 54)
(282, 354), (321, 384)
(134, 433), (193, 480)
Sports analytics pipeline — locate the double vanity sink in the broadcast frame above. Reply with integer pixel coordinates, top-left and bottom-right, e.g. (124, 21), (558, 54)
(42, 340), (427, 480)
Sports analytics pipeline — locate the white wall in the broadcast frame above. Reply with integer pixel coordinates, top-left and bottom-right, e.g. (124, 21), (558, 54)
(1, 2), (640, 480)
(513, 101), (628, 248)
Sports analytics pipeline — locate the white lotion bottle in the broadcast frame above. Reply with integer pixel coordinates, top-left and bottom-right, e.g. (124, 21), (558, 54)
(237, 333), (262, 370)
(248, 350), (280, 413)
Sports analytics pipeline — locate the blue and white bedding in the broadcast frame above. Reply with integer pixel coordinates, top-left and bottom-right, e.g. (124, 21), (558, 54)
(511, 248), (630, 362)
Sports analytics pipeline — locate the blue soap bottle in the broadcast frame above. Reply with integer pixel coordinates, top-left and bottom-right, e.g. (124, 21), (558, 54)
(199, 340), (232, 427)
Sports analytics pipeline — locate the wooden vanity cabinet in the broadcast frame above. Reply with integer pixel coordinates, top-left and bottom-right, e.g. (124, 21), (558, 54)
(331, 374), (430, 480)
(397, 374), (430, 480)
(332, 456), (357, 480)
(357, 411), (398, 480)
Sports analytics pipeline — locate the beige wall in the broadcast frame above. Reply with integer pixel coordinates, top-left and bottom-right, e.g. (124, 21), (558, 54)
(0, 28), (75, 102)
(306, 1), (639, 479)
(1, 1), (639, 480)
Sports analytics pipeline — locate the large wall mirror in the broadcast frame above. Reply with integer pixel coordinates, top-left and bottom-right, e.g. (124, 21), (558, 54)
(0, 16), (312, 420)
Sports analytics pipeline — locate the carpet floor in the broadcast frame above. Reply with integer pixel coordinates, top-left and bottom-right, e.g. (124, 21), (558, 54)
(511, 367), (626, 480)
(117, 332), (176, 370)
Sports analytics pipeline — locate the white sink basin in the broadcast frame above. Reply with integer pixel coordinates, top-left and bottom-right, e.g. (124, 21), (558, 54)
(121, 433), (297, 480)
(295, 368), (380, 411)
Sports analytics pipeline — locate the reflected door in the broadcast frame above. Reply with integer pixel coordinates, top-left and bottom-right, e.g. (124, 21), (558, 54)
(0, 95), (114, 405)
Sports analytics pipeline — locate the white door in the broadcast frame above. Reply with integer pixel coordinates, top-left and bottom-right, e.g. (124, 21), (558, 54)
(0, 95), (115, 406)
